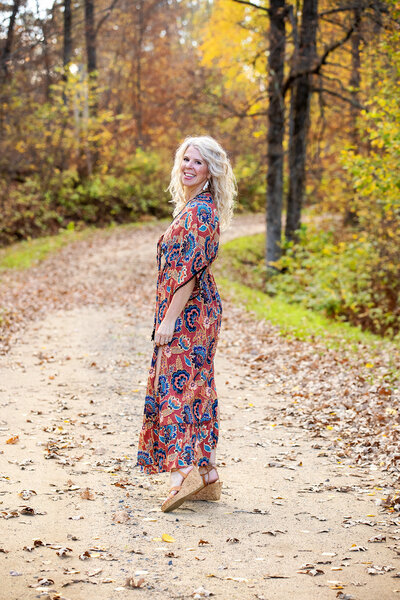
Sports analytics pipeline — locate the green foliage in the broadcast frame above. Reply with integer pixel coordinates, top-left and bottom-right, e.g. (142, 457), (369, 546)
(218, 276), (386, 351)
(233, 154), (266, 212)
(339, 32), (400, 337)
(0, 148), (170, 246)
(220, 227), (400, 340)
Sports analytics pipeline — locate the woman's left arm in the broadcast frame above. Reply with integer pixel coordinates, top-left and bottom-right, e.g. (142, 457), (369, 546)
(154, 277), (196, 346)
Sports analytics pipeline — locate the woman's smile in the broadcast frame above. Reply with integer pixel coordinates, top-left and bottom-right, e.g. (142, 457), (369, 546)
(180, 145), (209, 191)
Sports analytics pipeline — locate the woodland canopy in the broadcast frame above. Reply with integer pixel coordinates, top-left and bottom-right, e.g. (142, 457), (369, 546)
(0, 0), (399, 337)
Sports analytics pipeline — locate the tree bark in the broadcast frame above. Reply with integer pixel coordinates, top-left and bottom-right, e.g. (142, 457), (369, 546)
(84, 0), (97, 75)
(63, 0), (73, 70)
(285, 0), (318, 242)
(344, 4), (362, 226)
(0, 0), (21, 83)
(135, 0), (144, 147)
(83, 0), (98, 175)
(349, 5), (361, 147)
(266, 0), (286, 268)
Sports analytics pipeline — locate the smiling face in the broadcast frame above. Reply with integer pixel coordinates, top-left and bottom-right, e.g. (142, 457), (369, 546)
(180, 145), (209, 194)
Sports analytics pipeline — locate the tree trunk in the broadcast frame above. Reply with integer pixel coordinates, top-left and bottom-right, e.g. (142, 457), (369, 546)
(135, 0), (144, 147)
(349, 6), (361, 147)
(84, 0), (97, 75)
(285, 0), (318, 242)
(63, 0), (73, 70)
(344, 4), (362, 226)
(0, 0), (21, 83)
(266, 0), (286, 268)
(41, 20), (52, 101)
(83, 0), (98, 175)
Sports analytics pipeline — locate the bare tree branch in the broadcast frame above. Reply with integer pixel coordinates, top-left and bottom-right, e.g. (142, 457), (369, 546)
(313, 85), (366, 109)
(282, 24), (355, 95)
(231, 0), (270, 15)
(95, 0), (120, 35)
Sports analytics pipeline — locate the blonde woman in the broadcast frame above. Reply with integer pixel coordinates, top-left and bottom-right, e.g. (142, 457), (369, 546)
(137, 135), (236, 512)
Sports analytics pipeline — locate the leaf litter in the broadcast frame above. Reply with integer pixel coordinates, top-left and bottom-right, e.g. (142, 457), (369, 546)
(1, 218), (399, 598)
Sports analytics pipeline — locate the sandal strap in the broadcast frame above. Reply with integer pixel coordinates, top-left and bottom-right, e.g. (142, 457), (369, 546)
(176, 468), (190, 480)
(169, 485), (181, 492)
(199, 464), (217, 486)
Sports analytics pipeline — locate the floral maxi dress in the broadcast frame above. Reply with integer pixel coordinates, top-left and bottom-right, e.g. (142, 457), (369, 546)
(137, 192), (222, 474)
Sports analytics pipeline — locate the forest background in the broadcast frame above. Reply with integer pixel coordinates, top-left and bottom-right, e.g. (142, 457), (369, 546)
(0, 0), (399, 341)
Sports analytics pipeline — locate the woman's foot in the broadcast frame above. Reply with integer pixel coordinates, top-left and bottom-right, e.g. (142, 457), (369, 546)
(190, 464), (222, 502)
(198, 464), (219, 485)
(162, 466), (193, 504)
(161, 466), (204, 513)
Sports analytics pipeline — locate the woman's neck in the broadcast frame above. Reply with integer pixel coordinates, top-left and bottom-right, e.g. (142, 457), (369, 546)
(184, 184), (206, 203)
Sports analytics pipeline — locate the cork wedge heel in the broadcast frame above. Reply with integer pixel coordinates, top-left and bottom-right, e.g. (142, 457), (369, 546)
(161, 467), (204, 513)
(189, 465), (222, 502)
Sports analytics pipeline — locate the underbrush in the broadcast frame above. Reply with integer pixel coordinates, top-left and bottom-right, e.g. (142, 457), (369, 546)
(0, 149), (171, 247)
(219, 225), (400, 340)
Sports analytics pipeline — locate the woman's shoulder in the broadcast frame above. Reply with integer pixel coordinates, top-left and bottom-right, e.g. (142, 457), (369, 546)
(187, 192), (217, 217)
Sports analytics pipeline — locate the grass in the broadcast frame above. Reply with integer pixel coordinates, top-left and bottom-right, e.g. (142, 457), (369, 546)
(1, 219), (398, 367)
(218, 276), (387, 351)
(217, 234), (400, 367)
(0, 218), (159, 272)
(0, 228), (94, 271)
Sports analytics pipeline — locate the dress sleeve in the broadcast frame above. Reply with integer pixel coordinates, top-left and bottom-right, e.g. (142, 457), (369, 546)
(164, 200), (219, 297)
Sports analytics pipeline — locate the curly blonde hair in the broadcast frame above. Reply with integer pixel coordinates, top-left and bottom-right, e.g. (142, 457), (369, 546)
(168, 135), (237, 231)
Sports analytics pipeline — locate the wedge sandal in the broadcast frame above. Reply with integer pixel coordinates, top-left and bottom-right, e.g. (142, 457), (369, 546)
(189, 464), (222, 502)
(161, 467), (204, 513)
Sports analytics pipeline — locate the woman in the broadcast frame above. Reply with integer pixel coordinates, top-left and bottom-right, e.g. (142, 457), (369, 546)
(137, 135), (236, 512)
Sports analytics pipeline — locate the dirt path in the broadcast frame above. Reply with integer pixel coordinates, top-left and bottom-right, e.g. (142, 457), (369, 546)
(1, 215), (399, 600)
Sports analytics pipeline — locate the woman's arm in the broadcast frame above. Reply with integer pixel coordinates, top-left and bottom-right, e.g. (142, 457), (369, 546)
(155, 277), (196, 346)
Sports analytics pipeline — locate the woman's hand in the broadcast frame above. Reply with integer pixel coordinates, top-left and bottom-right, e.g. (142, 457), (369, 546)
(155, 278), (196, 346)
(155, 317), (176, 346)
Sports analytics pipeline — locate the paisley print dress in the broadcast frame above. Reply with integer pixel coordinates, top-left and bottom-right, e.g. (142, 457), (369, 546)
(137, 192), (222, 474)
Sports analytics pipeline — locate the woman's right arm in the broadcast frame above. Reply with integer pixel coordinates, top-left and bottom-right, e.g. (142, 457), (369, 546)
(154, 277), (196, 346)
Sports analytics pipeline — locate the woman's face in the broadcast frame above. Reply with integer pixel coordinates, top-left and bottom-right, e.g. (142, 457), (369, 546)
(180, 145), (209, 191)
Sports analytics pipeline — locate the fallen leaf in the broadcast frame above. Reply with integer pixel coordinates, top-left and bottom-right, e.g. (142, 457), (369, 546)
(56, 547), (72, 557)
(63, 568), (80, 575)
(368, 534), (386, 542)
(36, 578), (54, 586)
(112, 510), (130, 523)
(192, 586), (213, 597)
(297, 564), (324, 576)
(125, 577), (145, 588)
(80, 487), (95, 500)
(19, 490), (37, 500)
(1, 510), (19, 519)
(88, 568), (103, 577)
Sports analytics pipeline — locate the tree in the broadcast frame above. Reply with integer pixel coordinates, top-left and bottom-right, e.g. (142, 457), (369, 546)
(266, 0), (286, 266)
(0, 0), (21, 84)
(285, 0), (318, 242)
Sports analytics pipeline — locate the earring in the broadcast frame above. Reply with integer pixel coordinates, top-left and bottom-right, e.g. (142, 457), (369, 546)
(202, 179), (209, 191)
